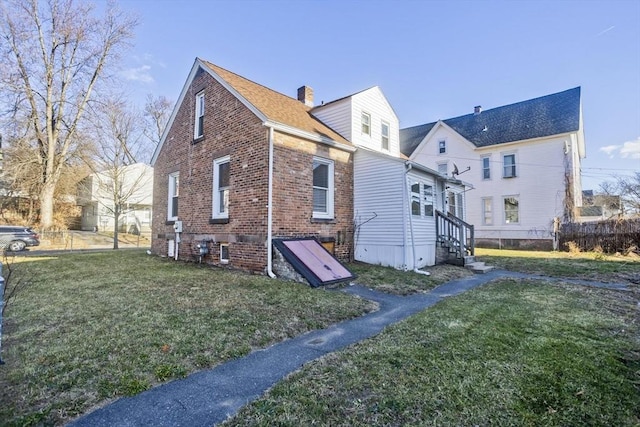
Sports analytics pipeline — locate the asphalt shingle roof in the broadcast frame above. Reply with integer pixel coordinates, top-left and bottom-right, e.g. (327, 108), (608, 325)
(201, 60), (351, 145)
(400, 87), (581, 157)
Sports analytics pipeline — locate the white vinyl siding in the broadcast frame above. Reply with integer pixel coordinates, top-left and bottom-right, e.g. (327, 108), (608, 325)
(437, 162), (448, 176)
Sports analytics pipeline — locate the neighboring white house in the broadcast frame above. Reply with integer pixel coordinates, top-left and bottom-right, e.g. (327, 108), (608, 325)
(401, 87), (585, 250)
(77, 163), (153, 234)
(312, 87), (470, 268)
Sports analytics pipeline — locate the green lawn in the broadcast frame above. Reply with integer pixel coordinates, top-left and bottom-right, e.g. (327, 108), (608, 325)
(226, 278), (640, 426)
(0, 251), (376, 426)
(1, 249), (638, 426)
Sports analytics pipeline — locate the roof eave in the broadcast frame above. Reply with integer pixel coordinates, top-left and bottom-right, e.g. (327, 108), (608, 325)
(265, 121), (356, 153)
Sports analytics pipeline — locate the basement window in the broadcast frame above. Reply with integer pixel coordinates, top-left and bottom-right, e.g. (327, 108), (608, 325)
(220, 243), (229, 264)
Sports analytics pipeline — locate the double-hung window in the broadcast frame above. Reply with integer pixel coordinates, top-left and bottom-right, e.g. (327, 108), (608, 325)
(503, 153), (516, 178)
(438, 139), (446, 154)
(212, 156), (230, 219)
(361, 112), (371, 135)
(482, 156), (491, 180)
(504, 196), (519, 224)
(381, 121), (390, 150)
(194, 91), (205, 139)
(482, 197), (493, 225)
(437, 162), (448, 176)
(411, 183), (421, 216)
(423, 184), (434, 216)
(168, 172), (179, 220)
(313, 157), (334, 219)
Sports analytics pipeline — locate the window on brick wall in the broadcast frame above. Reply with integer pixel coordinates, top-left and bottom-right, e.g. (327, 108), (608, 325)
(220, 243), (229, 264)
(194, 91), (205, 139)
(212, 156), (230, 219)
(312, 157), (334, 219)
(381, 121), (390, 150)
(167, 172), (179, 220)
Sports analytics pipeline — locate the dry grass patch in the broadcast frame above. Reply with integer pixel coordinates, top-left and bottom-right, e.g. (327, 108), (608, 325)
(348, 262), (472, 295)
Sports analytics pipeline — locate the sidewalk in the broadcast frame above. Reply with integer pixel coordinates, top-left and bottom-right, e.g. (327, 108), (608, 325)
(68, 270), (629, 427)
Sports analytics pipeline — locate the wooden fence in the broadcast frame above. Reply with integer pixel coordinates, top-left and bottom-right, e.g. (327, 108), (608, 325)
(559, 218), (640, 254)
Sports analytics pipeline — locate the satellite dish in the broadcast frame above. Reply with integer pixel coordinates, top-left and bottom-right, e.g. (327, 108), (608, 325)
(452, 163), (459, 177)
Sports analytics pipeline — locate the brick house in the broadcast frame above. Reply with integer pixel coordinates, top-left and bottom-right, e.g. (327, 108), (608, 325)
(150, 58), (355, 274)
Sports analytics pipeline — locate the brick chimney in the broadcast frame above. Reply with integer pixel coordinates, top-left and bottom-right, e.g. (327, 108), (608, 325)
(297, 86), (314, 107)
(474, 105), (482, 115)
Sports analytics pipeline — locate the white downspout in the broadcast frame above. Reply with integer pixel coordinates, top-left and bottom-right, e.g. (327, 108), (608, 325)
(405, 163), (430, 276)
(266, 126), (276, 278)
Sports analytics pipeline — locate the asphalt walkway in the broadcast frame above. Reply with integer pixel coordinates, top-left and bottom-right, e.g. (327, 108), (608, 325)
(69, 270), (629, 427)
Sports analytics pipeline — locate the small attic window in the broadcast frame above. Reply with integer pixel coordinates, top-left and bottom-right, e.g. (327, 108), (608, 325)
(438, 139), (446, 154)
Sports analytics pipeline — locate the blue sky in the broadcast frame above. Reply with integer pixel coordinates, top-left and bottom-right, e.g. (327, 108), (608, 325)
(116, 0), (639, 191)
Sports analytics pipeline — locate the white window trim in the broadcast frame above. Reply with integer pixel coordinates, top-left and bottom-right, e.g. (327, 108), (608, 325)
(481, 156), (491, 180)
(312, 157), (334, 219)
(381, 120), (390, 151)
(167, 172), (179, 221)
(482, 197), (493, 225)
(212, 155), (230, 219)
(438, 139), (447, 155)
(361, 112), (371, 136)
(437, 161), (448, 176)
(503, 195), (520, 224)
(194, 91), (205, 139)
(502, 152), (517, 179)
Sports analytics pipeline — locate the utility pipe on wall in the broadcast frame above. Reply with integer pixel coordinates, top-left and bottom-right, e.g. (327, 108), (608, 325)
(266, 126), (276, 278)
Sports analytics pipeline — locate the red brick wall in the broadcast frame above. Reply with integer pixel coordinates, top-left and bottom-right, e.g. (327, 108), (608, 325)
(152, 67), (354, 273)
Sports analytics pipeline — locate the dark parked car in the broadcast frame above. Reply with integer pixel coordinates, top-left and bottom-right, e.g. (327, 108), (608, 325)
(0, 226), (40, 252)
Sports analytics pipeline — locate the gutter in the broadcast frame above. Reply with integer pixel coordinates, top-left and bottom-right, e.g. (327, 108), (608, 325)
(404, 163), (430, 276)
(266, 126), (277, 278)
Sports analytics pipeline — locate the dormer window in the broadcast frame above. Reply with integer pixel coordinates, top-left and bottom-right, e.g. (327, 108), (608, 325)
(361, 112), (371, 136)
(194, 91), (205, 139)
(438, 139), (446, 154)
(381, 121), (390, 150)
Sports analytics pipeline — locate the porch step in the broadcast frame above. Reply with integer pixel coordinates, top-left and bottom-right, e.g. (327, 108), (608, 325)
(465, 261), (495, 274)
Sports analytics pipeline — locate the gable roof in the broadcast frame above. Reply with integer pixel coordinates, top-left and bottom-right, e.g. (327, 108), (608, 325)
(201, 60), (350, 145)
(400, 87), (581, 156)
(151, 58), (352, 165)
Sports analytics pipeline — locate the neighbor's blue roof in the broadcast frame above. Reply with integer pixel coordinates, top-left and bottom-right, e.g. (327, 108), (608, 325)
(400, 87), (581, 157)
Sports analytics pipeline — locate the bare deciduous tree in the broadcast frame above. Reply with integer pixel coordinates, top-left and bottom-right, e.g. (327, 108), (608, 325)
(81, 98), (152, 248)
(143, 94), (172, 149)
(0, 0), (137, 229)
(599, 172), (640, 216)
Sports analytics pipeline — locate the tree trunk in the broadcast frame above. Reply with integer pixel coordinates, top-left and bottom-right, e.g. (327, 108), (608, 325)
(40, 182), (56, 229)
(113, 209), (120, 250)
